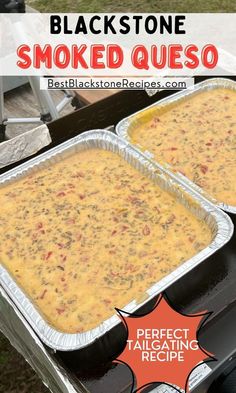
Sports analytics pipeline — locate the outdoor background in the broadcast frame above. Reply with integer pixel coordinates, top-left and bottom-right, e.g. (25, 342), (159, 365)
(27, 0), (236, 12)
(1, 1), (236, 392)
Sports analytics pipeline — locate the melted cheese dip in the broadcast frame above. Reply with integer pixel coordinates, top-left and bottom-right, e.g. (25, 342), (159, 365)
(130, 88), (236, 206)
(0, 149), (212, 333)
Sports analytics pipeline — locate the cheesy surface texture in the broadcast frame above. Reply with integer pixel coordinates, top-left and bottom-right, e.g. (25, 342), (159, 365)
(0, 149), (212, 333)
(130, 88), (236, 206)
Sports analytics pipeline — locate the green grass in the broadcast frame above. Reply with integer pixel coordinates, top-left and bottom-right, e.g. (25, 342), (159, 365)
(27, 0), (236, 13)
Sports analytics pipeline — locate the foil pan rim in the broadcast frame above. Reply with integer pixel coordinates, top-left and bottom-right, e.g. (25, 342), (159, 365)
(0, 129), (233, 351)
(116, 77), (236, 215)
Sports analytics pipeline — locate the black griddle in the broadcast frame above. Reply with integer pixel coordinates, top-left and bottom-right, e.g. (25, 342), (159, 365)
(1, 76), (236, 393)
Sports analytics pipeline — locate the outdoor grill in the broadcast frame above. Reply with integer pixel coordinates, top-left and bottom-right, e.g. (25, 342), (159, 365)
(0, 75), (236, 393)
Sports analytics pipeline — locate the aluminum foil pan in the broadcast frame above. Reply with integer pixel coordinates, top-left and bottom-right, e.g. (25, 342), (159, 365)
(116, 77), (236, 215)
(0, 130), (233, 351)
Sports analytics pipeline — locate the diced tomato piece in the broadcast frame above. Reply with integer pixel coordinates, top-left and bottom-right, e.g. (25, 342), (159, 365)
(36, 222), (43, 230)
(57, 191), (66, 197)
(56, 308), (65, 315)
(200, 164), (208, 174)
(103, 299), (111, 305)
(45, 251), (53, 260)
(66, 218), (75, 225)
(143, 225), (151, 235)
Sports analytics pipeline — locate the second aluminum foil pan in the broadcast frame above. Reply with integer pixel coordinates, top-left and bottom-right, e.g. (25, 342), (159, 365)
(0, 130), (233, 351)
(116, 77), (236, 215)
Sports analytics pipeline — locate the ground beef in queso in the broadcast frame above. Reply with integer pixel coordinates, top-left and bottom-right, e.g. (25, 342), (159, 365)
(0, 149), (212, 333)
